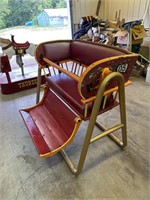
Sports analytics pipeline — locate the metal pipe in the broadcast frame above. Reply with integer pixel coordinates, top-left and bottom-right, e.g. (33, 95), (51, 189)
(36, 67), (42, 104)
(90, 124), (124, 143)
(60, 149), (77, 174)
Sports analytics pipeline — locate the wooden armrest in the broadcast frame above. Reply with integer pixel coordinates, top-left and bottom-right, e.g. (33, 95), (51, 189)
(43, 57), (79, 81)
(81, 80), (132, 104)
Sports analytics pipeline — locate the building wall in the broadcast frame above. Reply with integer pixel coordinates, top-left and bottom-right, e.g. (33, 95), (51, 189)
(37, 11), (67, 27)
(72, 0), (150, 28)
(37, 11), (50, 27)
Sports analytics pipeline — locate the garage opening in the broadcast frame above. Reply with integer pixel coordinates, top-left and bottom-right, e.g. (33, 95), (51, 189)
(0, 0), (73, 44)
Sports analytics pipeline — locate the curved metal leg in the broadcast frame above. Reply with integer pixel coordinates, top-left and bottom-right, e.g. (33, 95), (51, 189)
(60, 72), (127, 175)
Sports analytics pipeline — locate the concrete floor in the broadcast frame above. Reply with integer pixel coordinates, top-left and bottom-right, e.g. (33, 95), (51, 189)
(0, 76), (150, 200)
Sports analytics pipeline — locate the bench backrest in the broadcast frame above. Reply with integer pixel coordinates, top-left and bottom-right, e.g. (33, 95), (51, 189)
(35, 39), (131, 67)
(70, 40), (128, 65)
(35, 40), (71, 66)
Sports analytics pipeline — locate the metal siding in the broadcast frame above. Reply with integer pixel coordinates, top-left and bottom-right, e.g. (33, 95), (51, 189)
(132, 0), (141, 20)
(80, 0), (86, 17)
(72, 0), (149, 27)
(72, 0), (98, 24)
(144, 1), (150, 28)
(126, 0), (134, 21)
(139, 0), (148, 19)
(72, 0), (81, 24)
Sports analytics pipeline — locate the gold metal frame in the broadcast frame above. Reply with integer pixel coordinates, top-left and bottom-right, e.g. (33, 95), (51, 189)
(33, 43), (136, 175)
(58, 72), (127, 175)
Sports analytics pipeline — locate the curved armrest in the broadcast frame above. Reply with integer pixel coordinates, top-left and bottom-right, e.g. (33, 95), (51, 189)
(43, 57), (80, 81)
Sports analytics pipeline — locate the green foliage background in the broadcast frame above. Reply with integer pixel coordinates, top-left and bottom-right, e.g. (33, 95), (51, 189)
(0, 0), (67, 29)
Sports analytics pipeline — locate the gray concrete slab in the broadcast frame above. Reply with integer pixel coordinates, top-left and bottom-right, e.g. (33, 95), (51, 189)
(0, 77), (150, 200)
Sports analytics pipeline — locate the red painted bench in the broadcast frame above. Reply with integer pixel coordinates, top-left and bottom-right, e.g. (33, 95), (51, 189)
(20, 40), (138, 175)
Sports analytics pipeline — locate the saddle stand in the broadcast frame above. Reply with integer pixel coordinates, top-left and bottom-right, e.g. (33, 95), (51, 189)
(11, 34), (30, 77)
(0, 35), (48, 94)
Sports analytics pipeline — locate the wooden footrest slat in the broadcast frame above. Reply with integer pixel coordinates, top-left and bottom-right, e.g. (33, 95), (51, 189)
(20, 88), (82, 158)
(20, 111), (51, 155)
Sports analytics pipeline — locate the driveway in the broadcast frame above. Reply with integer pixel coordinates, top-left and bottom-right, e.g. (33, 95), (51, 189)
(0, 26), (72, 44)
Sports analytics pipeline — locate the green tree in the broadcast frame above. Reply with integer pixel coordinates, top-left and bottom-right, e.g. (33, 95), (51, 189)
(51, 0), (67, 8)
(0, 0), (10, 29)
(55, 0), (67, 8)
(35, 0), (67, 11)
(6, 0), (36, 27)
(1, 0), (67, 28)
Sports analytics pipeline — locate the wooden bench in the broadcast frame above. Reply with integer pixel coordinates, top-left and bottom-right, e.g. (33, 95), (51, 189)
(20, 39), (138, 175)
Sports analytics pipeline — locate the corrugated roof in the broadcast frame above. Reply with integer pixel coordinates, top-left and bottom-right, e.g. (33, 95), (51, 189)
(44, 8), (68, 17)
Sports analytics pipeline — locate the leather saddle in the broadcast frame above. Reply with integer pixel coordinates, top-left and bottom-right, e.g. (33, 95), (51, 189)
(11, 34), (30, 54)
